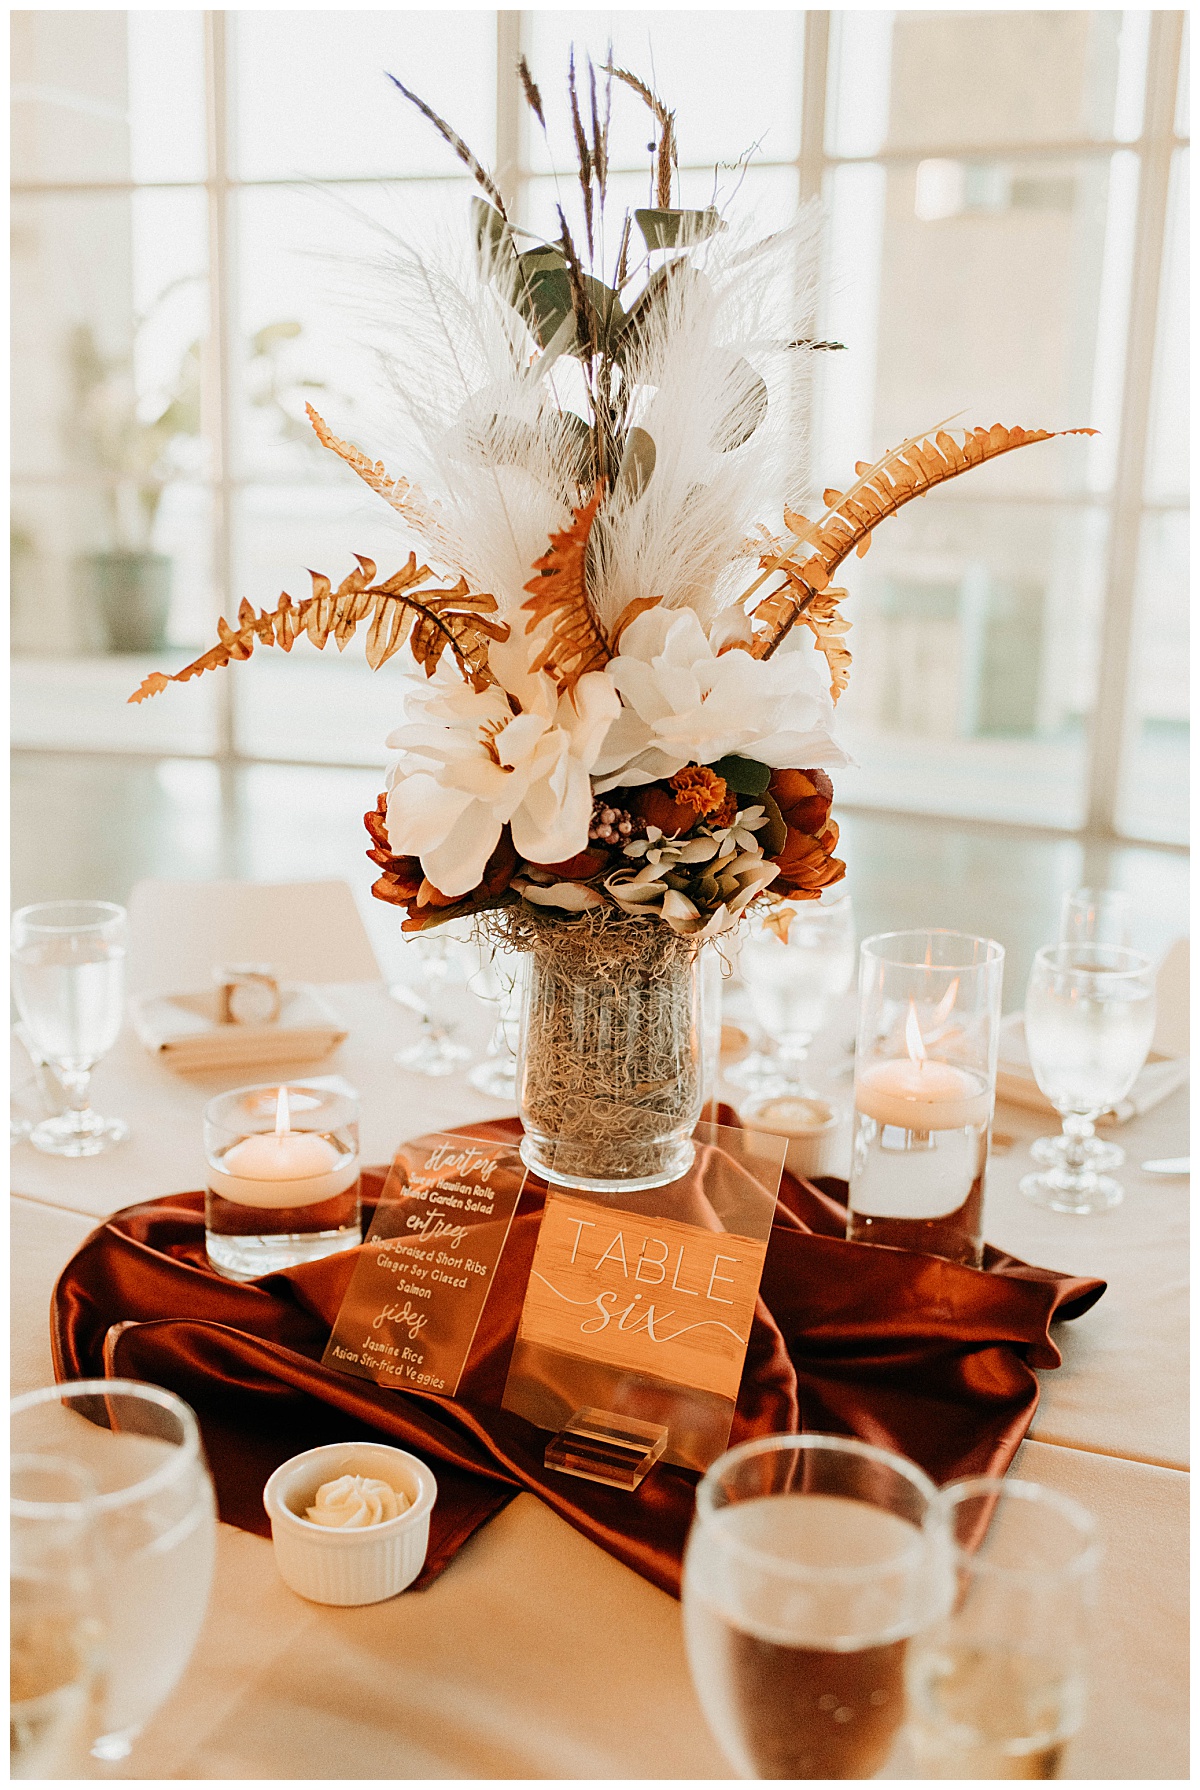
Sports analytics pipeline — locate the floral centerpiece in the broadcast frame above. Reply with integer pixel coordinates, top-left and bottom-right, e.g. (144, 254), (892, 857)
(132, 56), (1090, 1190)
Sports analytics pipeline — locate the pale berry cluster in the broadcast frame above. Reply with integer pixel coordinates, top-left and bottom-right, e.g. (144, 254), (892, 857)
(588, 801), (639, 846)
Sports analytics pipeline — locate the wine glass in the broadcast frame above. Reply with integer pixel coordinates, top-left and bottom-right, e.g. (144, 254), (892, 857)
(391, 927), (474, 1076)
(1020, 945), (1156, 1214)
(467, 944), (523, 1099)
(11, 1455), (107, 1778)
(10, 901), (129, 1156)
(733, 890), (856, 1095)
(11, 1381), (217, 1764)
(682, 1433), (949, 1780)
(1059, 887), (1131, 951)
(1031, 888), (1133, 1175)
(907, 1477), (1098, 1779)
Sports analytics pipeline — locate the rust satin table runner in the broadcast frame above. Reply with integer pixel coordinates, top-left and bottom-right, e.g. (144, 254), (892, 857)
(52, 1116), (1104, 1599)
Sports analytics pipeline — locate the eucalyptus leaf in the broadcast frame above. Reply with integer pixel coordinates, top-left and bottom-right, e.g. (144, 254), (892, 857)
(472, 198), (523, 307)
(516, 248), (573, 347)
(712, 355), (768, 452)
(616, 261), (711, 366)
(446, 410), (593, 489)
(708, 755), (771, 796)
(756, 790), (789, 860)
(635, 207), (725, 250)
(615, 426), (655, 498)
(581, 275), (627, 342)
(471, 197), (516, 262)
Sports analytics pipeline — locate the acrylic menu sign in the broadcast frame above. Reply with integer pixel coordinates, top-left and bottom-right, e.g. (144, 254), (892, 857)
(323, 1132), (525, 1398)
(503, 1119), (786, 1474)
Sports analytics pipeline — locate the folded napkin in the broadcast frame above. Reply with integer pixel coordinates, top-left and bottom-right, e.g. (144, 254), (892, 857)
(997, 1011), (1189, 1124)
(130, 985), (347, 1072)
(53, 1116), (1104, 1600)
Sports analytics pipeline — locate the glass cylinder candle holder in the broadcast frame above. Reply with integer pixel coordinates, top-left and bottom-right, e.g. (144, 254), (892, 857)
(204, 1083), (361, 1281)
(848, 932), (1004, 1268)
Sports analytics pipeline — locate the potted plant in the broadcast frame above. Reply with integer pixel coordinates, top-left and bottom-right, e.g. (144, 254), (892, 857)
(68, 307), (328, 653)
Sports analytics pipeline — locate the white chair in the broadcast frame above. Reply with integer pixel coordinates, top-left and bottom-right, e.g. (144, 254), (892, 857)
(1153, 937), (1188, 1060)
(126, 879), (381, 994)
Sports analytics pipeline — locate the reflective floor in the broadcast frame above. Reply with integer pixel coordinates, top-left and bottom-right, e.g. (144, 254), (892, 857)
(10, 750), (1189, 1002)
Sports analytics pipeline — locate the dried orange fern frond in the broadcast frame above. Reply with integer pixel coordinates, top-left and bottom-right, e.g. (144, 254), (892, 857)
(305, 404), (442, 540)
(745, 422), (1097, 687)
(522, 484), (613, 691)
(128, 555), (508, 705)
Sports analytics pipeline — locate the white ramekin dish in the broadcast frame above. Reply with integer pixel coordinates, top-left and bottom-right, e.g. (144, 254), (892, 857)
(263, 1441), (437, 1606)
(738, 1092), (843, 1182)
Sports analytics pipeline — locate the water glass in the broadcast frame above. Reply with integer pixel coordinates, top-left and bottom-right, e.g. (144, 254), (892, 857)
(1020, 945), (1155, 1214)
(1031, 889), (1134, 1175)
(11, 1456), (107, 1779)
(11, 1381), (217, 1763)
(10, 901), (129, 1156)
(682, 1433), (948, 1780)
(733, 890), (856, 1095)
(907, 1477), (1099, 1779)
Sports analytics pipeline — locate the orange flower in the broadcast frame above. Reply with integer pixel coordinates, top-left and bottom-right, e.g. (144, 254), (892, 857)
(768, 768), (834, 837)
(365, 796), (518, 930)
(667, 764), (728, 818)
(765, 768), (846, 900)
(630, 765), (729, 837)
(534, 847), (611, 880)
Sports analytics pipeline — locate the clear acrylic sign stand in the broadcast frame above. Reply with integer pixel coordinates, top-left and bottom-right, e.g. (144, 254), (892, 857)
(503, 1115), (786, 1487)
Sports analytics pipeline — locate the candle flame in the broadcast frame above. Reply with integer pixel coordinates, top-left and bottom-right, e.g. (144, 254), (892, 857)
(905, 1001), (927, 1068)
(274, 1085), (291, 1136)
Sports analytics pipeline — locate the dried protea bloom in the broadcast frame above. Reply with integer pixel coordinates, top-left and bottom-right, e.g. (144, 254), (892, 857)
(667, 764), (728, 818)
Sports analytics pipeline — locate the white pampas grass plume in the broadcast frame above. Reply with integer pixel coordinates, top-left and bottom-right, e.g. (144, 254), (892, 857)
(336, 221), (582, 616)
(587, 208), (824, 634)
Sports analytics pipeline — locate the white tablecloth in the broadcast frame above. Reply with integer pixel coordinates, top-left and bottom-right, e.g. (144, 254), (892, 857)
(10, 983), (1190, 1778)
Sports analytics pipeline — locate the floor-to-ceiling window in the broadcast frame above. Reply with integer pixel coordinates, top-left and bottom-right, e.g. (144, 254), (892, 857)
(10, 10), (1189, 849)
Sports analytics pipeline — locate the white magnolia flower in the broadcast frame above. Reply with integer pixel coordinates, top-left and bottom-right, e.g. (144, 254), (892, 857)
(591, 606), (848, 792)
(384, 633), (620, 898)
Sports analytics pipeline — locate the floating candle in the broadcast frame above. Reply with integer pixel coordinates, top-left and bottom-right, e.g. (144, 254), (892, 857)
(856, 1000), (991, 1131)
(211, 1086), (358, 1209)
(856, 1058), (990, 1131)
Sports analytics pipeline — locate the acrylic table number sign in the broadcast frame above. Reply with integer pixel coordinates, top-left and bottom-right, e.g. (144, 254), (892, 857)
(504, 1117), (787, 1485)
(322, 1133), (526, 1398)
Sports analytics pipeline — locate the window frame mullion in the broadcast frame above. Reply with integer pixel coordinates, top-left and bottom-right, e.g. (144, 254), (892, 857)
(203, 9), (237, 766)
(1085, 9), (1184, 835)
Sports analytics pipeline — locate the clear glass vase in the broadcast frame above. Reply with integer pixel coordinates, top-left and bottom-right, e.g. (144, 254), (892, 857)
(513, 914), (705, 1193)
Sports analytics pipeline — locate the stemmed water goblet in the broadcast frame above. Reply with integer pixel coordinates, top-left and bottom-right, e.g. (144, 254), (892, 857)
(10, 901), (129, 1156)
(1030, 888), (1133, 1176)
(11, 1381), (218, 1766)
(391, 924), (474, 1076)
(728, 889), (856, 1096)
(907, 1477), (1098, 1778)
(1019, 944), (1155, 1213)
(467, 944), (523, 1099)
